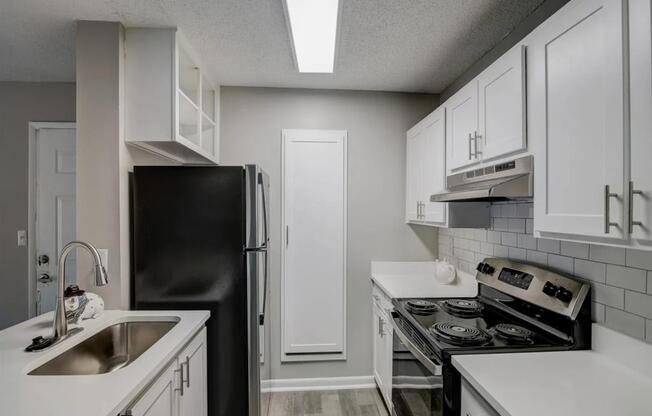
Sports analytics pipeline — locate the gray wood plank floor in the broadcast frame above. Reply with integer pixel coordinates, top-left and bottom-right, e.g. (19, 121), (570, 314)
(264, 388), (390, 416)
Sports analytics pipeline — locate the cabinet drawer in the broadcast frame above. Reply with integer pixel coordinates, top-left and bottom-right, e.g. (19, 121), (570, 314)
(372, 283), (393, 313)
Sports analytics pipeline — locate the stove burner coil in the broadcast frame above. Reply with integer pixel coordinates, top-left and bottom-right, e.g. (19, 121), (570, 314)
(429, 322), (492, 346)
(441, 299), (483, 317)
(493, 323), (534, 343)
(405, 299), (438, 315)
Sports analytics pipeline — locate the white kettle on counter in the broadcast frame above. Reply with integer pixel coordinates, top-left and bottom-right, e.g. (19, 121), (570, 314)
(434, 258), (456, 284)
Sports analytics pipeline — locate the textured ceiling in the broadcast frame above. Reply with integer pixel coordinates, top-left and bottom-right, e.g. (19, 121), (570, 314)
(0, 0), (543, 93)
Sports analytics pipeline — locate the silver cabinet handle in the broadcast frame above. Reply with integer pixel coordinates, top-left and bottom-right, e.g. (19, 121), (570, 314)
(174, 364), (185, 396)
(468, 133), (473, 160)
(629, 181), (644, 233)
(185, 356), (190, 388)
(286, 225), (289, 248)
(604, 185), (619, 234)
(378, 315), (383, 336)
(473, 131), (482, 159)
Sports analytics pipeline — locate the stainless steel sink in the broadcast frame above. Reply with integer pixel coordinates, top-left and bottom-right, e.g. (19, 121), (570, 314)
(28, 320), (178, 375)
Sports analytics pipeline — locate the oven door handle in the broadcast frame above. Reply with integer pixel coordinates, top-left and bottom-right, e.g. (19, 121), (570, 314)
(390, 314), (442, 376)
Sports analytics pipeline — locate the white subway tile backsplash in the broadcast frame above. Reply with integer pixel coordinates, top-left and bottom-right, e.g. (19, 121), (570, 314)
(487, 231), (501, 244)
(508, 218), (526, 233)
(626, 249), (652, 271)
(494, 245), (509, 257)
(625, 291), (652, 319)
(526, 250), (548, 266)
(473, 229), (488, 242)
(480, 242), (494, 256)
(436, 201), (652, 341)
(560, 241), (590, 259)
(508, 247), (527, 261)
(592, 283), (625, 309)
(591, 302), (605, 324)
(537, 238), (561, 254)
(606, 265), (647, 293)
(501, 232), (518, 247)
(517, 234), (537, 250)
(590, 245), (626, 266)
(548, 254), (574, 274)
(493, 218), (509, 232)
(605, 307), (646, 340)
(574, 259), (606, 283)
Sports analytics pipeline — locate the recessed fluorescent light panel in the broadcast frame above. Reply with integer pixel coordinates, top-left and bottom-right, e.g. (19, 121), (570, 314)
(285, 0), (339, 73)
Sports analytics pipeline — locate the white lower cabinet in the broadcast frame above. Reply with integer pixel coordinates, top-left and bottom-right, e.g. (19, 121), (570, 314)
(371, 284), (393, 410)
(461, 380), (499, 416)
(124, 328), (207, 416)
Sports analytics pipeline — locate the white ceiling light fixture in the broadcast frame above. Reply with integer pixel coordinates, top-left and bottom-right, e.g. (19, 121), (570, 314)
(284, 0), (340, 73)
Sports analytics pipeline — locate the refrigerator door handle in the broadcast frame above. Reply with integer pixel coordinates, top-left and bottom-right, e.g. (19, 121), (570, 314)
(258, 171), (269, 249)
(259, 249), (268, 325)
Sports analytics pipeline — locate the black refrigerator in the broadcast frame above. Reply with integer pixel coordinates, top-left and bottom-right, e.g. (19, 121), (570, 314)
(131, 165), (269, 416)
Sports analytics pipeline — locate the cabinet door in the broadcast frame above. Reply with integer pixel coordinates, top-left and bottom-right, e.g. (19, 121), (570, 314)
(405, 127), (423, 222)
(422, 108), (447, 225)
(630, 0), (652, 243)
(446, 82), (479, 171)
(478, 44), (526, 161)
(372, 303), (385, 390)
(178, 328), (208, 416)
(381, 314), (393, 408)
(128, 361), (179, 416)
(461, 380), (499, 416)
(531, 0), (626, 239)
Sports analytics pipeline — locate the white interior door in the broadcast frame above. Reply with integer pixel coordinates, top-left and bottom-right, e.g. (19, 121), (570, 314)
(630, 0), (652, 243)
(422, 108), (447, 225)
(445, 82), (479, 171)
(282, 129), (347, 356)
(35, 127), (76, 315)
(531, 0), (625, 239)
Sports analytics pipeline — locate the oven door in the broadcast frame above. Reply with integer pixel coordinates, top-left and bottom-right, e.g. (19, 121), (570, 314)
(390, 313), (444, 416)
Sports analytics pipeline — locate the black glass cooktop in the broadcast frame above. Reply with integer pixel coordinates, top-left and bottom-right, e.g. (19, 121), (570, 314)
(393, 297), (572, 359)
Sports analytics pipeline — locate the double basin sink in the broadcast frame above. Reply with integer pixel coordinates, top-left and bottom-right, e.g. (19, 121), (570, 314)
(29, 319), (178, 376)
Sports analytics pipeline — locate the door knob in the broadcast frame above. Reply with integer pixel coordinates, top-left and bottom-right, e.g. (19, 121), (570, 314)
(38, 254), (49, 266)
(38, 273), (53, 283)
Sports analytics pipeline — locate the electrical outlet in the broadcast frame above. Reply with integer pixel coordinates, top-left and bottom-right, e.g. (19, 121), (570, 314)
(17, 230), (27, 247)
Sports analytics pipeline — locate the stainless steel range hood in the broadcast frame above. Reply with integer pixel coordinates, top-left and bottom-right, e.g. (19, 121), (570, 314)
(431, 155), (533, 202)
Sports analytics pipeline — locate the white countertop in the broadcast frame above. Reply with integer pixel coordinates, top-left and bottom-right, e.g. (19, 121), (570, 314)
(370, 261), (478, 298)
(453, 324), (652, 416)
(0, 309), (210, 416)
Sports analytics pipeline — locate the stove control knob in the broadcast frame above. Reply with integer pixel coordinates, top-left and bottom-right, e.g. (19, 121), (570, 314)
(542, 281), (558, 297)
(555, 287), (573, 303)
(476, 262), (495, 275)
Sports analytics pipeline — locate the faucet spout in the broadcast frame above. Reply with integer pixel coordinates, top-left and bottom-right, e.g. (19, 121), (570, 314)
(52, 241), (108, 342)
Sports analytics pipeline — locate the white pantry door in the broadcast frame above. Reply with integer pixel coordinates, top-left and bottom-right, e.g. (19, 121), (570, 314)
(35, 126), (76, 315)
(282, 129), (347, 356)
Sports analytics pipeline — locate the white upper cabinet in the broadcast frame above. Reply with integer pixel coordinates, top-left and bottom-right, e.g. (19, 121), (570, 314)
(405, 108), (490, 228)
(530, 0), (626, 240)
(445, 42), (527, 172)
(629, 0), (652, 244)
(126, 28), (220, 164)
(477, 45), (526, 161)
(445, 83), (479, 171)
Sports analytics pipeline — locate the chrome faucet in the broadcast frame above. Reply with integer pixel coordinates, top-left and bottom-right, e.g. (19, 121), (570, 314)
(52, 241), (109, 340)
(26, 241), (109, 352)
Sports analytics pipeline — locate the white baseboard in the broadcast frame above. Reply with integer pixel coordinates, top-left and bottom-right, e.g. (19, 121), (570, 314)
(261, 376), (375, 392)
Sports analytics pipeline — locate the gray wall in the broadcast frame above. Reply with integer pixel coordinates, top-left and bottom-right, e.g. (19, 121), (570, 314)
(0, 82), (76, 329)
(220, 86), (440, 380)
(439, 202), (652, 343)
